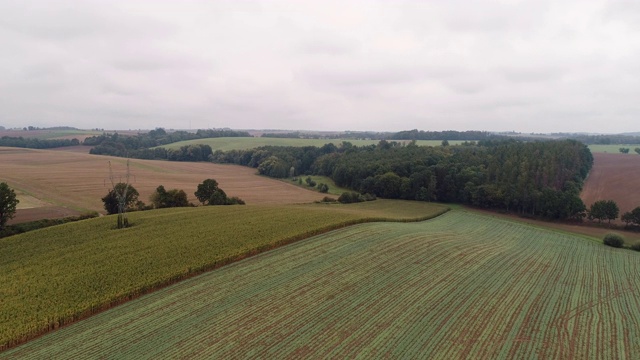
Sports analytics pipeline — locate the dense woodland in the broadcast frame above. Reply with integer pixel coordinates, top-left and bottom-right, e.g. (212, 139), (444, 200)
(212, 139), (593, 220)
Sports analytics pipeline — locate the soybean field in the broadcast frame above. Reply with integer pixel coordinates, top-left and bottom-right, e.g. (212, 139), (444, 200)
(6, 210), (640, 359)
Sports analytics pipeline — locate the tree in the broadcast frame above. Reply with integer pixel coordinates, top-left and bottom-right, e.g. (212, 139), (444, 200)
(619, 147), (630, 154)
(589, 200), (619, 223)
(151, 185), (190, 208)
(102, 183), (139, 215)
(194, 178), (244, 205)
(635, 147), (640, 155)
(0, 182), (19, 230)
(621, 206), (640, 227)
(195, 179), (220, 205)
(106, 160), (135, 228)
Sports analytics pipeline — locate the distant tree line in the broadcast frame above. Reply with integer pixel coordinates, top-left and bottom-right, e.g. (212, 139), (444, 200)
(212, 139), (593, 220)
(0, 136), (80, 149)
(259, 129), (506, 141)
(566, 134), (640, 145)
(391, 129), (504, 141)
(87, 128), (249, 160)
(261, 131), (324, 139)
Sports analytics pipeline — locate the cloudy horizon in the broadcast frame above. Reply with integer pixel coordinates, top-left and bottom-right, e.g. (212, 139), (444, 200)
(1, 0), (639, 133)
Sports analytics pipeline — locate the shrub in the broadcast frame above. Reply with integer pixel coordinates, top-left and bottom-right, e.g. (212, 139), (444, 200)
(320, 196), (337, 203)
(227, 196), (246, 205)
(338, 192), (363, 204)
(317, 183), (329, 193)
(630, 243), (640, 252)
(305, 177), (316, 187)
(603, 233), (624, 248)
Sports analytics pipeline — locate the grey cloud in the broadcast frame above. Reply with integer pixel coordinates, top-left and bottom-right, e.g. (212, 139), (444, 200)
(1, 0), (639, 133)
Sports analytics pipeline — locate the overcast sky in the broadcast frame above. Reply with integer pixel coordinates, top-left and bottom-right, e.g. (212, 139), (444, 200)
(1, 0), (639, 133)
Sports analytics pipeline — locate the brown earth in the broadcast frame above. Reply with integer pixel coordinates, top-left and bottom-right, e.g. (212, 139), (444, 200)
(581, 153), (640, 216)
(1, 147), (327, 224)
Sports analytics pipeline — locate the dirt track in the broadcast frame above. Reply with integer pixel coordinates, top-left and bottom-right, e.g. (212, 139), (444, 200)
(1, 147), (327, 223)
(581, 153), (640, 216)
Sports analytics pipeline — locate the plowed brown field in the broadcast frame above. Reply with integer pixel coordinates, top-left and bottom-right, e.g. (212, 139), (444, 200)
(0, 147), (326, 223)
(581, 153), (640, 216)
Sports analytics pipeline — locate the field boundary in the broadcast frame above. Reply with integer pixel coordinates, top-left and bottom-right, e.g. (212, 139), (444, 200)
(1, 205), (449, 352)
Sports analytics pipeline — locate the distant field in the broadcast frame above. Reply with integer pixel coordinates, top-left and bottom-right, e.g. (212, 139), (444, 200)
(0, 129), (102, 141)
(588, 144), (640, 154)
(158, 137), (466, 151)
(6, 210), (640, 358)
(0, 147), (327, 223)
(581, 152), (640, 216)
(0, 200), (448, 350)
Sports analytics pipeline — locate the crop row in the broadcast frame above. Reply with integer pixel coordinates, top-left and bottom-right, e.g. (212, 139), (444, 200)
(0, 200), (447, 350)
(5, 210), (640, 358)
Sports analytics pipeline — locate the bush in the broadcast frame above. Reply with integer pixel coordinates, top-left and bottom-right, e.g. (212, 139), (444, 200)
(317, 183), (329, 193)
(305, 176), (316, 187)
(630, 243), (640, 252)
(338, 192), (363, 204)
(603, 233), (624, 248)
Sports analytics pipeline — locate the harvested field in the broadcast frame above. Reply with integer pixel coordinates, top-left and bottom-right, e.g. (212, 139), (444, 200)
(581, 152), (640, 216)
(0, 147), (327, 222)
(5, 210), (640, 358)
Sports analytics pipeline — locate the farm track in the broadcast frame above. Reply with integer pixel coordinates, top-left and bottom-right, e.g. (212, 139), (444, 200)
(5, 210), (640, 359)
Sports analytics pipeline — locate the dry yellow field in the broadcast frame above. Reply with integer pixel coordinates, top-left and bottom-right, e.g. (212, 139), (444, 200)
(0, 147), (327, 223)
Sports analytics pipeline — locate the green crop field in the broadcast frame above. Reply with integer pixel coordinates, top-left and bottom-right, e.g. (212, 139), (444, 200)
(0, 200), (447, 350)
(588, 144), (640, 154)
(157, 137), (465, 151)
(5, 210), (640, 358)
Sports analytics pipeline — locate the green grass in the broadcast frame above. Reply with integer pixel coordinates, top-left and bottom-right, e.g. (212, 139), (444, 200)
(6, 210), (640, 358)
(0, 200), (448, 350)
(157, 137), (467, 151)
(588, 144), (640, 154)
(286, 175), (351, 196)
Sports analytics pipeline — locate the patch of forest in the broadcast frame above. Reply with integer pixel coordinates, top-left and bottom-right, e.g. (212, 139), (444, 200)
(212, 139), (593, 220)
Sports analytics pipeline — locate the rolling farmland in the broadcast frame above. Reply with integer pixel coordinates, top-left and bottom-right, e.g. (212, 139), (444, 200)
(0, 200), (448, 350)
(5, 210), (640, 358)
(157, 137), (466, 151)
(0, 146), (328, 223)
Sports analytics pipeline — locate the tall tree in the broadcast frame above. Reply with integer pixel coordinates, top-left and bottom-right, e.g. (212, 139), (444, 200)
(106, 160), (135, 228)
(101, 183), (139, 215)
(0, 182), (19, 230)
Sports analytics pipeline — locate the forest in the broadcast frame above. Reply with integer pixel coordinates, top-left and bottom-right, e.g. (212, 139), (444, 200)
(212, 139), (593, 220)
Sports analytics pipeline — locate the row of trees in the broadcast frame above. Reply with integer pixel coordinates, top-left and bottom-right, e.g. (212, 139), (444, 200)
(102, 179), (245, 217)
(618, 147), (640, 154)
(587, 200), (640, 228)
(0, 136), (80, 149)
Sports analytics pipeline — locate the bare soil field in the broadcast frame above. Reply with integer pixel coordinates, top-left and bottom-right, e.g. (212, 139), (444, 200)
(1, 147), (327, 223)
(581, 152), (640, 216)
